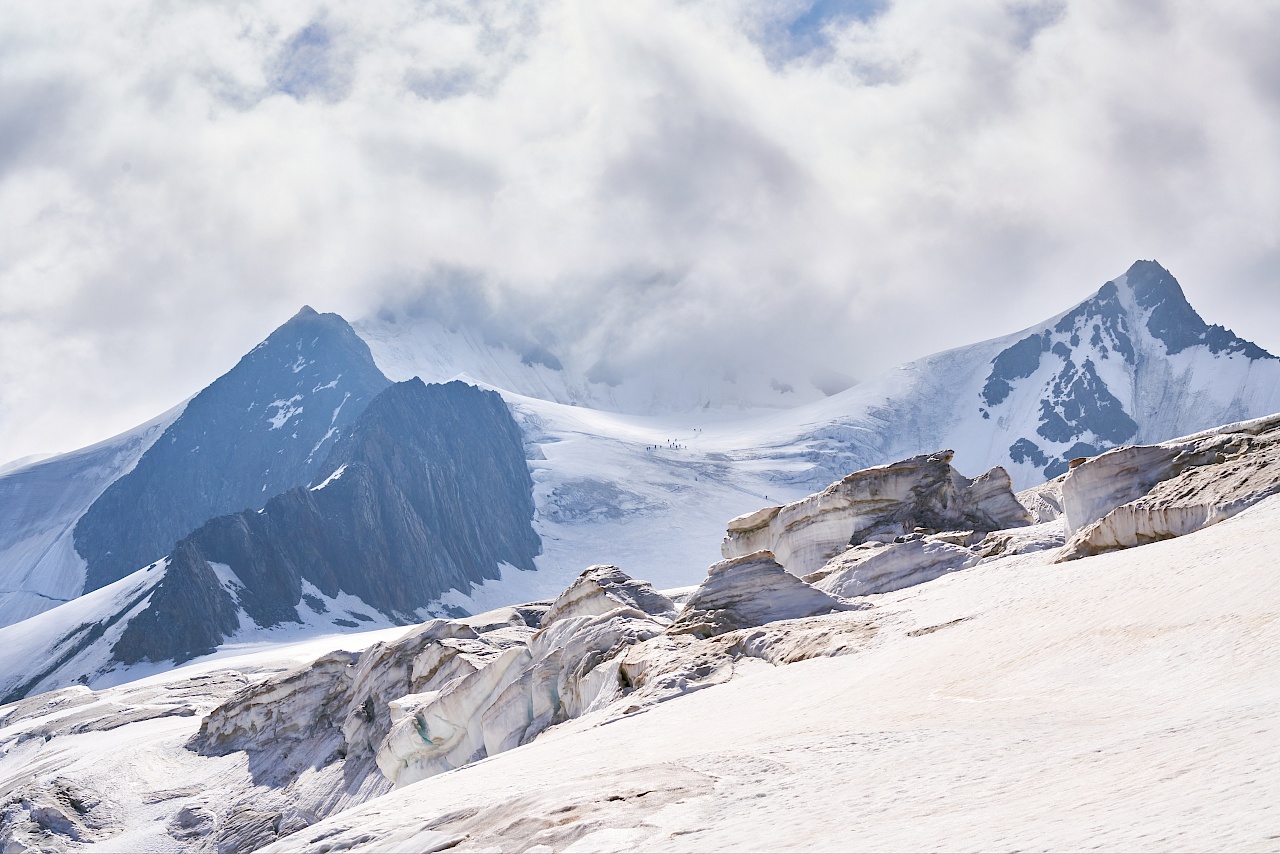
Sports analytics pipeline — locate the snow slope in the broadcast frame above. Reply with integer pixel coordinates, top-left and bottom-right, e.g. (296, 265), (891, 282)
(0, 554), (406, 704)
(3, 261), (1277, 644)
(5, 491), (1280, 851)
(0, 404), (182, 628)
(354, 313), (830, 415)
(264, 493), (1280, 853)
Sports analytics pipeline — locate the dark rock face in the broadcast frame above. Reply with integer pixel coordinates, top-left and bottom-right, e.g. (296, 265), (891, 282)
(74, 307), (392, 592)
(982, 333), (1046, 407)
(110, 546), (241, 666)
(111, 379), (541, 665)
(1036, 357), (1138, 446)
(1009, 438), (1049, 468)
(1126, 260), (1273, 359)
(980, 260), (1272, 482)
(1051, 280), (1135, 363)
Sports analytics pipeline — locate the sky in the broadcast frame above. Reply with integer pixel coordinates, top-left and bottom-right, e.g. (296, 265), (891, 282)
(3, 0), (1280, 464)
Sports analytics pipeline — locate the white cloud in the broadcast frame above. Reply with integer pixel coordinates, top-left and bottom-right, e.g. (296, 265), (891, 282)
(2, 0), (1280, 461)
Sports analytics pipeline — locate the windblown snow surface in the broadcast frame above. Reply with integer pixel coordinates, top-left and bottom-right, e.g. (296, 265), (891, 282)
(5, 494), (1280, 851)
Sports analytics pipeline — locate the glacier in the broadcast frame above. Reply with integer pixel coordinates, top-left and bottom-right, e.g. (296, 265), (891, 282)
(2, 258), (1280, 712)
(6, 408), (1280, 850)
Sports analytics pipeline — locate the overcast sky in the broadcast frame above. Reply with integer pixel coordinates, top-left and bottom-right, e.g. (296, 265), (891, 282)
(3, 0), (1280, 464)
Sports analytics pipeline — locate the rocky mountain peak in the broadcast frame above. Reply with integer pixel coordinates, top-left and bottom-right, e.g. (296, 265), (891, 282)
(1117, 259), (1273, 360)
(978, 260), (1278, 485)
(1122, 259), (1182, 309)
(107, 378), (541, 666)
(74, 309), (392, 592)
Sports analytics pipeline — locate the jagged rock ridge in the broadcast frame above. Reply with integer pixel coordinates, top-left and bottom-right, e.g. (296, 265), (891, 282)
(73, 307), (392, 592)
(112, 379), (541, 665)
(983, 260), (1276, 481)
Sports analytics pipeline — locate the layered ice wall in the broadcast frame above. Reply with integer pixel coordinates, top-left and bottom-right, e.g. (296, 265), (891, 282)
(1059, 412), (1280, 559)
(721, 451), (1031, 576)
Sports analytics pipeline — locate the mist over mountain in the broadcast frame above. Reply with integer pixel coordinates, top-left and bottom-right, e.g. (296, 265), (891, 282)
(5, 1), (1280, 466)
(1, 259), (1276, 658)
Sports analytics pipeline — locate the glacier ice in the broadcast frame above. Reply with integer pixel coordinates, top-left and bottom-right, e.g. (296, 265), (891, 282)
(720, 450), (1031, 576)
(1059, 413), (1280, 560)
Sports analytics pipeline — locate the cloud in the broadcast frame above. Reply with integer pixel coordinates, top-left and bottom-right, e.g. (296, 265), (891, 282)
(269, 19), (355, 103)
(2, 0), (1280, 462)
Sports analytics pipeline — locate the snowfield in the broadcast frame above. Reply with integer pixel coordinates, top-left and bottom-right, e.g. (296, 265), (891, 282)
(5, 262), (1280, 852)
(4, 263), (1280, 638)
(0, 404), (183, 628)
(270, 494), (1280, 852)
(5, 492), (1280, 851)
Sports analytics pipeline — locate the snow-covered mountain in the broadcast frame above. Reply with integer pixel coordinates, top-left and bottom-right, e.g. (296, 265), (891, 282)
(5, 411), (1280, 852)
(731, 260), (1280, 491)
(0, 308), (390, 629)
(414, 260), (1280, 599)
(352, 262), (1280, 503)
(0, 379), (539, 701)
(1, 259), (1276, 640)
(73, 307), (392, 594)
(3, 258), (1280, 850)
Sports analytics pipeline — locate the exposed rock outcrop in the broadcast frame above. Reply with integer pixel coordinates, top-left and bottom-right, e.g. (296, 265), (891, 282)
(74, 307), (392, 592)
(721, 451), (1031, 576)
(1059, 413), (1280, 560)
(112, 378), (541, 666)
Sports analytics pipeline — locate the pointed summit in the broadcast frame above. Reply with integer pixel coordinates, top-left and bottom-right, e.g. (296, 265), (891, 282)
(74, 309), (392, 591)
(977, 260), (1278, 483)
(1123, 259), (1183, 308)
(1119, 260), (1272, 359)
